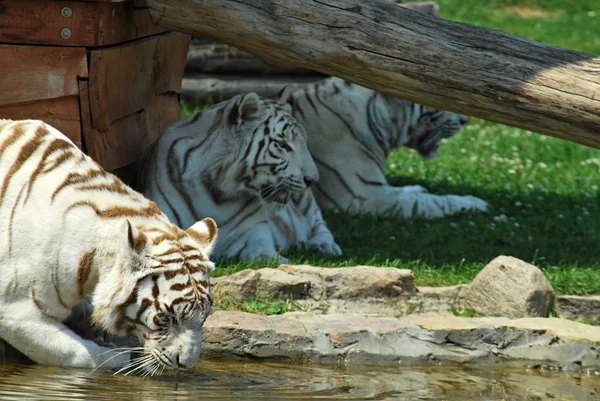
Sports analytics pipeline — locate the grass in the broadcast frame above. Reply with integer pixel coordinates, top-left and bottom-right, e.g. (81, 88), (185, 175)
(214, 295), (304, 315)
(182, 0), (600, 296)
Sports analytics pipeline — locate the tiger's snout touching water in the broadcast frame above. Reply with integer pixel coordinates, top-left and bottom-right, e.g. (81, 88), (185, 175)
(0, 119), (218, 375)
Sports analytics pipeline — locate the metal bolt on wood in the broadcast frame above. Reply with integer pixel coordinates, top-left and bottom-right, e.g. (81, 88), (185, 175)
(60, 28), (72, 39)
(60, 7), (72, 17)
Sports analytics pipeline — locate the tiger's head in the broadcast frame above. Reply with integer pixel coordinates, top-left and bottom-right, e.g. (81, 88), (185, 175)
(220, 92), (318, 206)
(370, 91), (469, 160)
(404, 104), (469, 160)
(92, 217), (218, 373)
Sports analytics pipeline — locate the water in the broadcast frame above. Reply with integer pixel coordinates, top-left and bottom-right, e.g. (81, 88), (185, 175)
(0, 361), (598, 401)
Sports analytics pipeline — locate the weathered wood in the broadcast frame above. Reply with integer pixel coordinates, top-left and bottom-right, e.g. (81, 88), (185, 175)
(0, 96), (82, 147)
(0, 45), (87, 106)
(148, 0), (600, 148)
(185, 2), (438, 74)
(182, 73), (324, 101)
(80, 81), (181, 171)
(88, 32), (190, 132)
(0, 0), (165, 47)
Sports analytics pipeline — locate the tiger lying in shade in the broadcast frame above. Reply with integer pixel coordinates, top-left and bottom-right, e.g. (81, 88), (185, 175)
(279, 77), (488, 218)
(0, 119), (217, 373)
(137, 92), (340, 262)
(139, 80), (485, 262)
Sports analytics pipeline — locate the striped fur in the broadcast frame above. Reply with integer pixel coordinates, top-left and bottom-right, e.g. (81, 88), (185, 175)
(280, 77), (488, 218)
(0, 120), (217, 373)
(138, 92), (340, 262)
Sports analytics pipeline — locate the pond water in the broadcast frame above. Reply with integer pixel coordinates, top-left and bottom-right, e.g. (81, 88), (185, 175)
(0, 360), (598, 401)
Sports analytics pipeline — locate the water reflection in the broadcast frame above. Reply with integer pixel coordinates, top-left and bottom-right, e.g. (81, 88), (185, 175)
(0, 361), (597, 401)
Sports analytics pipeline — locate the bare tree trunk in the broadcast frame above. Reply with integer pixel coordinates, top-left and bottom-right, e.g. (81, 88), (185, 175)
(148, 0), (600, 148)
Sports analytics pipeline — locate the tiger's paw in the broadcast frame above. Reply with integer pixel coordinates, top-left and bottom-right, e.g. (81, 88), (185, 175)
(451, 195), (488, 213)
(308, 240), (342, 256)
(398, 185), (428, 193)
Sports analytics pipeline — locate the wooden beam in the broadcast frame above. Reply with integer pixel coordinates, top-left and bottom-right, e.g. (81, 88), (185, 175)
(0, 45), (87, 106)
(88, 32), (190, 132)
(147, 0), (600, 148)
(0, 0), (165, 47)
(182, 73), (324, 101)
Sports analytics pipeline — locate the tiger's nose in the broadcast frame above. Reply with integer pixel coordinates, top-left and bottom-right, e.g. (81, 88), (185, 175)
(176, 353), (195, 369)
(304, 177), (316, 187)
(459, 115), (469, 125)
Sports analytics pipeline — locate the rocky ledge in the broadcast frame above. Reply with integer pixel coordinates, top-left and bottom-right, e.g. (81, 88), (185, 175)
(212, 256), (600, 324)
(202, 311), (600, 372)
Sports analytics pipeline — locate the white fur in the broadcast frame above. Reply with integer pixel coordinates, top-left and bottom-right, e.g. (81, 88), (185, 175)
(284, 78), (488, 218)
(138, 93), (340, 262)
(0, 120), (217, 371)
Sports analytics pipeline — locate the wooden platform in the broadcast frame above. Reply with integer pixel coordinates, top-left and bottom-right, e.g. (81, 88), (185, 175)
(0, 0), (190, 171)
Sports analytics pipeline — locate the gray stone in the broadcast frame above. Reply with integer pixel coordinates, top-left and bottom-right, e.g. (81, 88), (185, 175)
(255, 268), (311, 300)
(201, 311), (600, 372)
(556, 295), (600, 325)
(211, 269), (260, 301)
(463, 256), (555, 318)
(406, 285), (468, 315)
(211, 265), (417, 314)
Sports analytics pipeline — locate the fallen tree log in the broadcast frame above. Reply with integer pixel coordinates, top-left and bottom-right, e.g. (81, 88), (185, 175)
(185, 1), (439, 75)
(147, 0), (600, 148)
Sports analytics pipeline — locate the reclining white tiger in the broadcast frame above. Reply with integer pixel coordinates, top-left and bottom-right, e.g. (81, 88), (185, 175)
(279, 77), (488, 218)
(137, 92), (341, 262)
(0, 119), (217, 373)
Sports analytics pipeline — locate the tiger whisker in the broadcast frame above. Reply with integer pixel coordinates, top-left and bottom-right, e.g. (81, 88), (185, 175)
(132, 359), (158, 377)
(97, 347), (144, 356)
(92, 347), (143, 373)
(121, 355), (156, 376)
(113, 355), (154, 376)
(148, 361), (163, 377)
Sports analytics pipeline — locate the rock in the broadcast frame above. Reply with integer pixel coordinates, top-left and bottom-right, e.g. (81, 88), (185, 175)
(463, 256), (555, 318)
(211, 265), (416, 311)
(318, 265), (415, 300)
(211, 269), (260, 301)
(201, 311), (600, 371)
(255, 268), (311, 299)
(406, 285), (469, 315)
(556, 295), (600, 325)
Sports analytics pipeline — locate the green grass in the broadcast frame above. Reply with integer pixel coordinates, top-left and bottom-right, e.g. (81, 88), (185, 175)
(215, 296), (304, 315)
(182, 0), (600, 296)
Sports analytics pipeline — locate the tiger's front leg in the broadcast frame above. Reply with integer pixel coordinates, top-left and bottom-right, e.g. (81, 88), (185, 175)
(225, 222), (290, 264)
(302, 191), (342, 256)
(0, 305), (130, 369)
(368, 185), (488, 219)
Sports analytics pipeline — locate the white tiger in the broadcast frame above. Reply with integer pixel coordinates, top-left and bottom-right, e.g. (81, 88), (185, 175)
(0, 119), (217, 373)
(137, 92), (341, 262)
(279, 77), (488, 218)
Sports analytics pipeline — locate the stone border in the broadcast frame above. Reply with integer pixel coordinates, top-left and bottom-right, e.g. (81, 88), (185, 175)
(201, 311), (600, 372)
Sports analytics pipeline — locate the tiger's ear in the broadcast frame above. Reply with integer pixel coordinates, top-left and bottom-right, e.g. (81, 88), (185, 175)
(228, 93), (265, 127)
(268, 86), (295, 110)
(120, 219), (148, 255)
(186, 217), (218, 257)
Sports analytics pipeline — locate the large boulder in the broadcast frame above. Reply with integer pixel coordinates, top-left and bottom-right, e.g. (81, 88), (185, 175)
(463, 256), (555, 318)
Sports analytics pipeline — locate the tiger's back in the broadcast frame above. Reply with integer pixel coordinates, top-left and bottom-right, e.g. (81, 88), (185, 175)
(282, 78), (487, 219)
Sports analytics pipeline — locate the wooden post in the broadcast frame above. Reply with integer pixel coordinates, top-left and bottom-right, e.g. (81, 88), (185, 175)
(147, 0), (600, 149)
